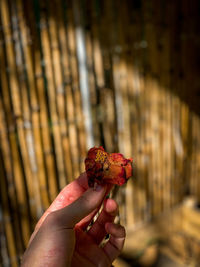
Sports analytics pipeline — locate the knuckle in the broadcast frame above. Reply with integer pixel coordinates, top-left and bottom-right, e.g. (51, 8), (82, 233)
(120, 225), (126, 237)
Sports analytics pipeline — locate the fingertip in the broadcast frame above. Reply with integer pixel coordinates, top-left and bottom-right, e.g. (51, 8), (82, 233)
(105, 222), (112, 233)
(66, 184), (107, 225)
(105, 222), (126, 238)
(103, 223), (126, 262)
(104, 199), (118, 215)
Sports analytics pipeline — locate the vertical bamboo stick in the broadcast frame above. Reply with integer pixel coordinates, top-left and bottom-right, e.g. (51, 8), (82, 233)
(181, 0), (199, 201)
(159, 2), (172, 211)
(159, 1), (173, 210)
(11, 0), (40, 225)
(190, 113), (200, 199)
(0, 0), (31, 246)
(47, 0), (71, 185)
(168, 1), (182, 207)
(127, 42), (141, 225)
(61, 3), (81, 179)
(180, 0), (190, 192)
(0, 15), (25, 257)
(23, 0), (58, 203)
(172, 96), (184, 204)
(0, 215), (9, 266)
(97, 0), (119, 153)
(67, 1), (87, 174)
(196, 117), (200, 203)
(22, 5), (51, 211)
(53, 0), (74, 182)
(189, 113), (195, 197)
(19, 0), (54, 209)
(73, 0), (95, 154)
(114, 0), (136, 226)
(37, 0), (67, 189)
(88, 2), (105, 150)
(151, 83), (162, 216)
(134, 3), (151, 223)
(126, 64), (140, 226)
(143, 6), (160, 217)
(0, 100), (18, 267)
(84, 30), (101, 146)
(138, 0), (152, 218)
(90, 10), (117, 153)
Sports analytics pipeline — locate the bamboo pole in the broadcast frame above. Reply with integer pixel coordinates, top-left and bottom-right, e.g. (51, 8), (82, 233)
(53, 0), (74, 183)
(0, 59), (23, 262)
(84, 30), (101, 146)
(88, 1), (106, 150)
(0, 15), (25, 258)
(68, 1), (87, 174)
(126, 63), (141, 225)
(47, 0), (71, 186)
(168, 1), (182, 207)
(180, 0), (199, 201)
(157, 1), (173, 209)
(133, 3), (151, 223)
(196, 117), (200, 203)
(141, 2), (155, 221)
(11, 0), (40, 226)
(120, 3), (139, 227)
(21, 2), (51, 211)
(23, 0), (58, 203)
(60, 3), (81, 179)
(90, 2), (117, 153)
(0, 0), (31, 246)
(0, 216), (9, 266)
(156, 25), (164, 214)
(37, 0), (67, 189)
(100, 3), (119, 153)
(190, 114), (199, 199)
(158, 2), (172, 211)
(0, 100), (18, 267)
(113, 0), (137, 226)
(143, 6), (160, 217)
(122, 6), (140, 225)
(61, 34), (80, 181)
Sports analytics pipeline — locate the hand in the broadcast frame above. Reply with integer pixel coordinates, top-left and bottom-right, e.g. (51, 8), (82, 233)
(21, 173), (126, 267)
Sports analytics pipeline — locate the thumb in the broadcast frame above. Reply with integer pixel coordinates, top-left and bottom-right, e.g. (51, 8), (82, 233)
(51, 184), (107, 228)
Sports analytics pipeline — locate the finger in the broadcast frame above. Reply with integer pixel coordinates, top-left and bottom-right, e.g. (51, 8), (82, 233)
(34, 173), (88, 230)
(87, 199), (118, 244)
(76, 184), (114, 230)
(48, 184), (108, 228)
(71, 251), (96, 267)
(29, 173), (88, 243)
(103, 223), (126, 263)
(74, 227), (110, 267)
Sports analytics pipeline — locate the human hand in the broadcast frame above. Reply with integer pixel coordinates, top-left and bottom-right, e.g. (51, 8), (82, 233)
(21, 173), (126, 267)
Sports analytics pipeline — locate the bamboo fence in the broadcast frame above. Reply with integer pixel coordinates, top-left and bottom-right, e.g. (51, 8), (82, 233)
(0, 0), (200, 265)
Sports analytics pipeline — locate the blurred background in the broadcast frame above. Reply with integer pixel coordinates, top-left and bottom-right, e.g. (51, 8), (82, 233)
(0, 0), (200, 266)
